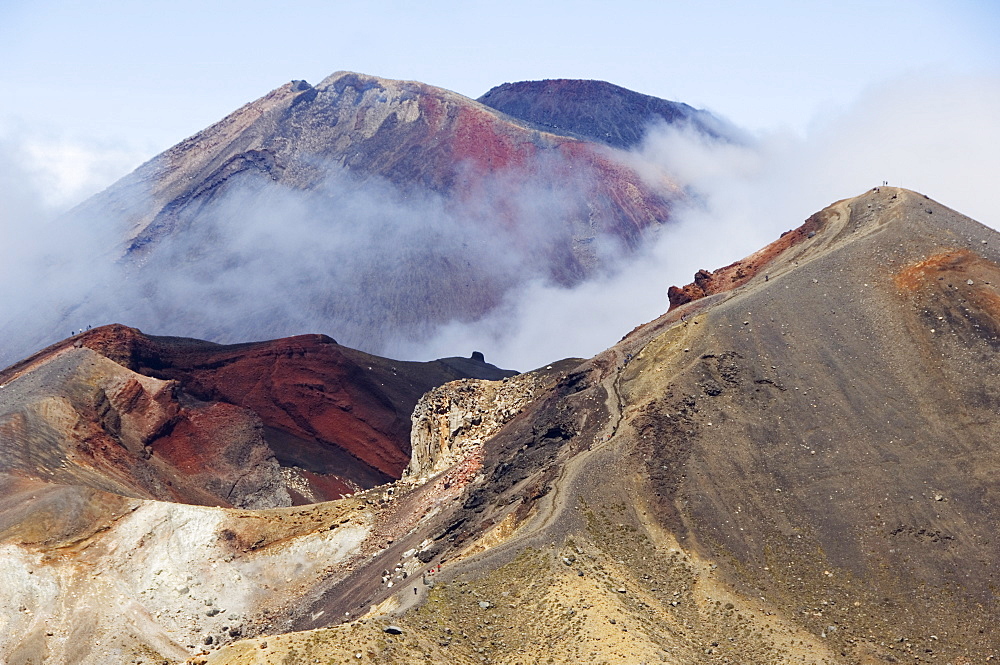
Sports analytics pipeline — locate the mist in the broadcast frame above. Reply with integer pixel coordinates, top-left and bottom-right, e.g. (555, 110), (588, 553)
(409, 72), (1000, 370)
(1, 72), (997, 372)
(0, 142), (628, 366)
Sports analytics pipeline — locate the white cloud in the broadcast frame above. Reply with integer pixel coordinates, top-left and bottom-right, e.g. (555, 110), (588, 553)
(407, 72), (1000, 370)
(19, 138), (148, 211)
(0, 72), (996, 371)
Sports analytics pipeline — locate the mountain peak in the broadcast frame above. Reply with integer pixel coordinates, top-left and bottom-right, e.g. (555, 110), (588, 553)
(44, 71), (689, 364)
(478, 78), (723, 148)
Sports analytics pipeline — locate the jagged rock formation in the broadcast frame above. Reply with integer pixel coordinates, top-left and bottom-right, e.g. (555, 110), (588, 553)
(1, 188), (998, 664)
(667, 208), (826, 308)
(405, 370), (549, 483)
(0, 325), (515, 508)
(478, 78), (724, 149)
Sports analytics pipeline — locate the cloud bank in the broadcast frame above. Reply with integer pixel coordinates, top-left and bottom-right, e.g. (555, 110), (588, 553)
(1, 72), (997, 371)
(408, 72), (1000, 369)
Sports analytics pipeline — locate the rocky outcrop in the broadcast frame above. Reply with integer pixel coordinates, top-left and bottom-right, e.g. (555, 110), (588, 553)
(667, 207), (828, 309)
(405, 372), (542, 483)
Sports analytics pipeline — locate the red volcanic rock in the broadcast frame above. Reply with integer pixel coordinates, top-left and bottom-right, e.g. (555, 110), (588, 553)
(667, 211), (826, 310)
(0, 325), (516, 507)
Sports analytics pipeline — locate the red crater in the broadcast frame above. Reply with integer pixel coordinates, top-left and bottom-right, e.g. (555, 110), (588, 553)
(0, 325), (515, 507)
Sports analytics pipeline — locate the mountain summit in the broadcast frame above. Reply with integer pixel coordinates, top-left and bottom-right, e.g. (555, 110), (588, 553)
(102, 72), (678, 255)
(478, 78), (723, 149)
(41, 72), (710, 362)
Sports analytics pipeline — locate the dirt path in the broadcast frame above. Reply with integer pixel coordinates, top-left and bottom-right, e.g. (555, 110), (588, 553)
(388, 309), (707, 614)
(421, 339), (643, 586)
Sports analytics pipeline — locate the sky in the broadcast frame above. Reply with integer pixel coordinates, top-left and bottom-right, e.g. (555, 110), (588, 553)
(1, 0), (996, 206)
(0, 0), (998, 367)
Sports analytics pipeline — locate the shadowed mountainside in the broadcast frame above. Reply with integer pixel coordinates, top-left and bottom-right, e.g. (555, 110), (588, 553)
(478, 78), (724, 149)
(0, 188), (997, 664)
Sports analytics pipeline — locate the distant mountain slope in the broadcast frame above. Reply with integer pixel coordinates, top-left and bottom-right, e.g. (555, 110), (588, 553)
(40, 72), (706, 361)
(0, 324), (514, 508)
(478, 78), (723, 149)
(94, 73), (684, 255)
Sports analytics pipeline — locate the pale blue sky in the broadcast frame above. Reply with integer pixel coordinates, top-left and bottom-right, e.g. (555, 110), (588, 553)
(1, 0), (996, 161)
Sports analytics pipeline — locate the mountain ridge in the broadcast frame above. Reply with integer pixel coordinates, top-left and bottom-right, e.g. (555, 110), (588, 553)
(0, 187), (997, 663)
(0, 324), (516, 508)
(478, 78), (723, 149)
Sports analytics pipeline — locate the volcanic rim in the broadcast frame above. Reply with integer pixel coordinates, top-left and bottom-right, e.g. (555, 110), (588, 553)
(185, 187), (1000, 664)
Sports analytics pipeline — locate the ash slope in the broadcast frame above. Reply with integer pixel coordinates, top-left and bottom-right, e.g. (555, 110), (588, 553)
(0, 324), (514, 508)
(209, 187), (999, 664)
(1, 188), (997, 665)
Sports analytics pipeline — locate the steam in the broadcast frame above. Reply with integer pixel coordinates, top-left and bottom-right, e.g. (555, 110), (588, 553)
(1, 72), (997, 371)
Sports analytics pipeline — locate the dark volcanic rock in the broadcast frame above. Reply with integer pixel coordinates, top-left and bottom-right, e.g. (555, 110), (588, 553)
(478, 78), (723, 149)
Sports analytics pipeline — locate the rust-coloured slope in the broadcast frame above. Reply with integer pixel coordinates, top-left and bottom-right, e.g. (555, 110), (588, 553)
(0, 325), (515, 507)
(666, 204), (829, 309)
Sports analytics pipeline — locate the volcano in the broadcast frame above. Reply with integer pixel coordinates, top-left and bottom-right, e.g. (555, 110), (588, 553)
(0, 187), (997, 664)
(38, 73), (715, 364)
(478, 78), (723, 149)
